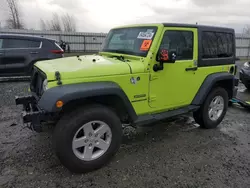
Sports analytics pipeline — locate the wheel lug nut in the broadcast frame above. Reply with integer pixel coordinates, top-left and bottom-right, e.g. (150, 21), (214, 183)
(89, 143), (92, 147)
(85, 139), (88, 143)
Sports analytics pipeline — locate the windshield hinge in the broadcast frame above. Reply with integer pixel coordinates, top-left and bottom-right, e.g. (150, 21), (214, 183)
(149, 95), (157, 102)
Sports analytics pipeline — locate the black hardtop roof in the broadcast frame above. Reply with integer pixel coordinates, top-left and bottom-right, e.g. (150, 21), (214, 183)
(0, 33), (56, 41)
(162, 23), (235, 33)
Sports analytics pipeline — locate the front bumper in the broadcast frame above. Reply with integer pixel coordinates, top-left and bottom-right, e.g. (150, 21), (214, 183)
(15, 95), (52, 132)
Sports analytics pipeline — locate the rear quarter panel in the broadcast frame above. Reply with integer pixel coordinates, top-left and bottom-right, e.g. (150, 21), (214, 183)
(189, 64), (235, 103)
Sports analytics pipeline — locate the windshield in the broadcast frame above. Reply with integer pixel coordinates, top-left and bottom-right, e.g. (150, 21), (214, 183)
(101, 26), (158, 57)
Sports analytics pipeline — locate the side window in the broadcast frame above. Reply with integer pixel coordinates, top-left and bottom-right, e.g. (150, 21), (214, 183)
(202, 32), (217, 58)
(202, 32), (233, 59)
(2, 39), (41, 49)
(159, 30), (193, 60)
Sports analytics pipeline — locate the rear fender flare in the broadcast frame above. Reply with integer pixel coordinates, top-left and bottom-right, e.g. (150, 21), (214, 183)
(191, 72), (235, 105)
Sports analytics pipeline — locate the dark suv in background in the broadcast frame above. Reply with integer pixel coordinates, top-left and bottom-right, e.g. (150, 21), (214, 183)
(0, 34), (64, 76)
(240, 61), (250, 90)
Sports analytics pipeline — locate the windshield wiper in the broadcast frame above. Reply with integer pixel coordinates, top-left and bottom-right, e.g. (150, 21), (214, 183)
(111, 50), (134, 62)
(112, 55), (126, 62)
(102, 49), (132, 62)
(110, 54), (131, 62)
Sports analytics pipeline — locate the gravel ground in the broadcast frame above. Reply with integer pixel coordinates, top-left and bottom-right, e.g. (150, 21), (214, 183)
(1, 63), (250, 188)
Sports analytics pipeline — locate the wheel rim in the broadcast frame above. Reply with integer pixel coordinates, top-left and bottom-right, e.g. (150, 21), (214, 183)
(208, 96), (224, 121)
(72, 121), (112, 161)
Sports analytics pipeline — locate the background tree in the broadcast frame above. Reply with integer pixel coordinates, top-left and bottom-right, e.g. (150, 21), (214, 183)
(39, 13), (77, 32)
(49, 13), (62, 31)
(243, 25), (250, 35)
(40, 19), (47, 30)
(61, 13), (76, 32)
(6, 0), (24, 29)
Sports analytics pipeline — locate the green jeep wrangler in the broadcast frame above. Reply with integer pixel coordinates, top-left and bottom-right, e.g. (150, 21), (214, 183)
(15, 23), (238, 173)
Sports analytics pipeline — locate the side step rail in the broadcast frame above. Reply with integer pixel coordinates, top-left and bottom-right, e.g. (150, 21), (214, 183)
(134, 105), (199, 127)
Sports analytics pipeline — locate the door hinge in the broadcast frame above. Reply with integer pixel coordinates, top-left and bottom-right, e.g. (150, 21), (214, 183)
(149, 96), (156, 102)
(149, 74), (158, 81)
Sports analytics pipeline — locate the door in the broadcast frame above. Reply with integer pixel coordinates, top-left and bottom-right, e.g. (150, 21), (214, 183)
(0, 38), (5, 75)
(2, 38), (41, 75)
(149, 27), (199, 110)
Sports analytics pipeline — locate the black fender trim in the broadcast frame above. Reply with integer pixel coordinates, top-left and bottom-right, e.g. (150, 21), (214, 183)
(191, 72), (235, 105)
(38, 81), (138, 121)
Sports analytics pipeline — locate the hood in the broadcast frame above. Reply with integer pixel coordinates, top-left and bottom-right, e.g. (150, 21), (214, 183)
(34, 54), (145, 81)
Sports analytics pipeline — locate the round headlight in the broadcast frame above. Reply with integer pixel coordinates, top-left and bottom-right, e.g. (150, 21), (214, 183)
(244, 62), (250, 69)
(42, 79), (48, 91)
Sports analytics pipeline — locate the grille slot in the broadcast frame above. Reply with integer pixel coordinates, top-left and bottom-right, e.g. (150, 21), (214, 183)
(30, 68), (46, 97)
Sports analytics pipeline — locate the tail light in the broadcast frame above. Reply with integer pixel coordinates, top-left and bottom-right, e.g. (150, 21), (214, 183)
(51, 49), (64, 54)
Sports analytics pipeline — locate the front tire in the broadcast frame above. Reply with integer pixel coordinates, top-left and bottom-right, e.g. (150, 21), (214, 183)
(193, 87), (228, 129)
(53, 104), (122, 173)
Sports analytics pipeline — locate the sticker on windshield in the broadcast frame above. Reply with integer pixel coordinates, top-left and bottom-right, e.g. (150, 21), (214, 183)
(137, 31), (154, 39)
(140, 40), (152, 51)
(146, 29), (154, 33)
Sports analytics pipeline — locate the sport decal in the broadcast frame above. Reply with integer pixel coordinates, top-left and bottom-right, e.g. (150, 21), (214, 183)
(160, 49), (169, 61)
(137, 31), (155, 39)
(140, 40), (152, 51)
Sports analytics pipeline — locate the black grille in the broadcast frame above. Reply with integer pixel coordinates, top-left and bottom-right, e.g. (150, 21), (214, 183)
(30, 68), (46, 97)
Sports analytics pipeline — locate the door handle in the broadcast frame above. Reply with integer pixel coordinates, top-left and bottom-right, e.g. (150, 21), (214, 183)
(185, 67), (198, 71)
(30, 51), (38, 54)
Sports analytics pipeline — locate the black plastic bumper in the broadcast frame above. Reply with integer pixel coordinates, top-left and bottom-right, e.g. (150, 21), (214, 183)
(15, 95), (51, 132)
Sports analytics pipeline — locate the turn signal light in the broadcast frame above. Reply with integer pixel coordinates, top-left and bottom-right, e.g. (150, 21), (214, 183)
(56, 100), (64, 108)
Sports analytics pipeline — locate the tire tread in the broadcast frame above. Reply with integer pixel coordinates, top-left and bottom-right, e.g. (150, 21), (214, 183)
(193, 87), (228, 129)
(53, 104), (122, 173)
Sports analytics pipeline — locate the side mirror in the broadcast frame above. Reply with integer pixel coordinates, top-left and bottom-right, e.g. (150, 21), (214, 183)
(157, 49), (177, 63)
(154, 49), (177, 72)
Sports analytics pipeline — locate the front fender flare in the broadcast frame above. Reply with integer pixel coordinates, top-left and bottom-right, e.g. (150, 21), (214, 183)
(38, 81), (137, 121)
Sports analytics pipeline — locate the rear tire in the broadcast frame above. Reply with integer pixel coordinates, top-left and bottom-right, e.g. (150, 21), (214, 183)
(53, 104), (122, 173)
(193, 87), (228, 129)
(193, 110), (202, 125)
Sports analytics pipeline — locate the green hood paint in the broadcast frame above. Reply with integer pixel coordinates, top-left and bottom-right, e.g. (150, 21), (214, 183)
(35, 55), (145, 81)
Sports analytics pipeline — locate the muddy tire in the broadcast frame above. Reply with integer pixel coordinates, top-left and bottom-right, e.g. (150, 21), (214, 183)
(53, 104), (122, 173)
(193, 110), (202, 125)
(193, 87), (228, 129)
